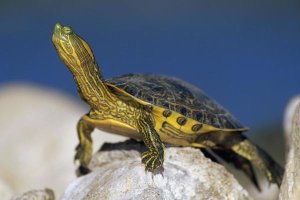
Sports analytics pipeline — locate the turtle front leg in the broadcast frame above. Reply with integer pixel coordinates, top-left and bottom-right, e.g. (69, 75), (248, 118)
(74, 115), (95, 168)
(137, 114), (165, 172)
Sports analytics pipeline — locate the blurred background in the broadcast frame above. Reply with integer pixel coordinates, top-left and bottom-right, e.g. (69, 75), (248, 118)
(1, 0), (300, 129)
(0, 0), (299, 199)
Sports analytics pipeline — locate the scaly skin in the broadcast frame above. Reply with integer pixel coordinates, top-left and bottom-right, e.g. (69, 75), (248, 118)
(52, 23), (283, 188)
(52, 23), (163, 172)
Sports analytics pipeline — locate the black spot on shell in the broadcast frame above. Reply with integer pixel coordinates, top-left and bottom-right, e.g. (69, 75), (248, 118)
(179, 92), (185, 99)
(162, 102), (170, 109)
(192, 124), (203, 132)
(143, 95), (153, 103)
(195, 112), (203, 121)
(177, 117), (187, 126)
(145, 105), (153, 112)
(136, 90), (142, 97)
(180, 107), (188, 116)
(152, 86), (164, 92)
(207, 114), (216, 124)
(143, 82), (154, 88)
(163, 110), (172, 118)
(126, 87), (138, 96)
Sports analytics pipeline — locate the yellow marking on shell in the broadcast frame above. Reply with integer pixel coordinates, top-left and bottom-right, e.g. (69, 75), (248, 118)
(152, 105), (247, 145)
(153, 106), (221, 135)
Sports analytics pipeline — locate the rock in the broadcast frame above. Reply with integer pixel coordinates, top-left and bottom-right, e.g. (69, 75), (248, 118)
(10, 188), (55, 200)
(0, 84), (125, 197)
(61, 147), (251, 200)
(0, 178), (14, 200)
(279, 96), (300, 200)
(283, 96), (300, 150)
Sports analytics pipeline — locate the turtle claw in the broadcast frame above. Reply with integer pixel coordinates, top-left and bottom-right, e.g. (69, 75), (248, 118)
(74, 143), (93, 167)
(142, 150), (164, 172)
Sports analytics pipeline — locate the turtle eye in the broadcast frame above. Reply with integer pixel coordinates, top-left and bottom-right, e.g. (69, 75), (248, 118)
(62, 26), (73, 34)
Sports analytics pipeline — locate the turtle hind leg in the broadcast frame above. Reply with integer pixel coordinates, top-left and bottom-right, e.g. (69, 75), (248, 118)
(226, 134), (284, 187)
(195, 132), (283, 187)
(246, 142), (284, 186)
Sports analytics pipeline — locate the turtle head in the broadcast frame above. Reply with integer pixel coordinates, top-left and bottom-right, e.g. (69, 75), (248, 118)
(52, 23), (96, 75)
(52, 23), (113, 108)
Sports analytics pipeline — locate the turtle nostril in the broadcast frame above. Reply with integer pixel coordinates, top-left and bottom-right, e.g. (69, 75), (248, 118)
(55, 23), (62, 30)
(53, 23), (62, 36)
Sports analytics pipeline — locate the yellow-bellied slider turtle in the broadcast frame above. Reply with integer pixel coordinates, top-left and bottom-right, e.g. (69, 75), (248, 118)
(52, 23), (283, 189)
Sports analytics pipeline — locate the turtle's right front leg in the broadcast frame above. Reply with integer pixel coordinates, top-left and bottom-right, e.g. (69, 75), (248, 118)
(136, 114), (165, 172)
(74, 115), (95, 168)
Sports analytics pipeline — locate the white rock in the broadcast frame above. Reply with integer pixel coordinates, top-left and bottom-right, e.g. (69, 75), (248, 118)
(0, 178), (14, 200)
(10, 188), (55, 200)
(283, 96), (300, 151)
(61, 147), (251, 200)
(279, 96), (300, 200)
(0, 84), (125, 197)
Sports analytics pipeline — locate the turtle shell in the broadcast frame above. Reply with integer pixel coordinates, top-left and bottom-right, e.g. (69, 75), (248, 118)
(107, 74), (245, 130)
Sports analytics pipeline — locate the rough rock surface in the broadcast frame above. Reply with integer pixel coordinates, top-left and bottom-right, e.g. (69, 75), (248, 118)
(0, 84), (125, 197)
(61, 147), (251, 200)
(279, 96), (300, 200)
(10, 188), (55, 200)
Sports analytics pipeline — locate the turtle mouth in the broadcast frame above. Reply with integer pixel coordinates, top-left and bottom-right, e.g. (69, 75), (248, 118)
(53, 23), (73, 42)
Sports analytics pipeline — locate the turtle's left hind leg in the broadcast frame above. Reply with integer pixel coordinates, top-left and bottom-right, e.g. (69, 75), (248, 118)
(195, 132), (284, 187)
(229, 136), (284, 187)
(212, 132), (283, 186)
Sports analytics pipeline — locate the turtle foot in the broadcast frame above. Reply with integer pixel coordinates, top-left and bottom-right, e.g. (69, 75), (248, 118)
(141, 150), (164, 172)
(74, 143), (93, 167)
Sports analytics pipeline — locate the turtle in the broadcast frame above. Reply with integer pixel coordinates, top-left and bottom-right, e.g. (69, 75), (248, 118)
(52, 23), (283, 189)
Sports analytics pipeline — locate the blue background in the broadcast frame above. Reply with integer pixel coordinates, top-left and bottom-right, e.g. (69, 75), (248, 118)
(1, 0), (299, 132)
